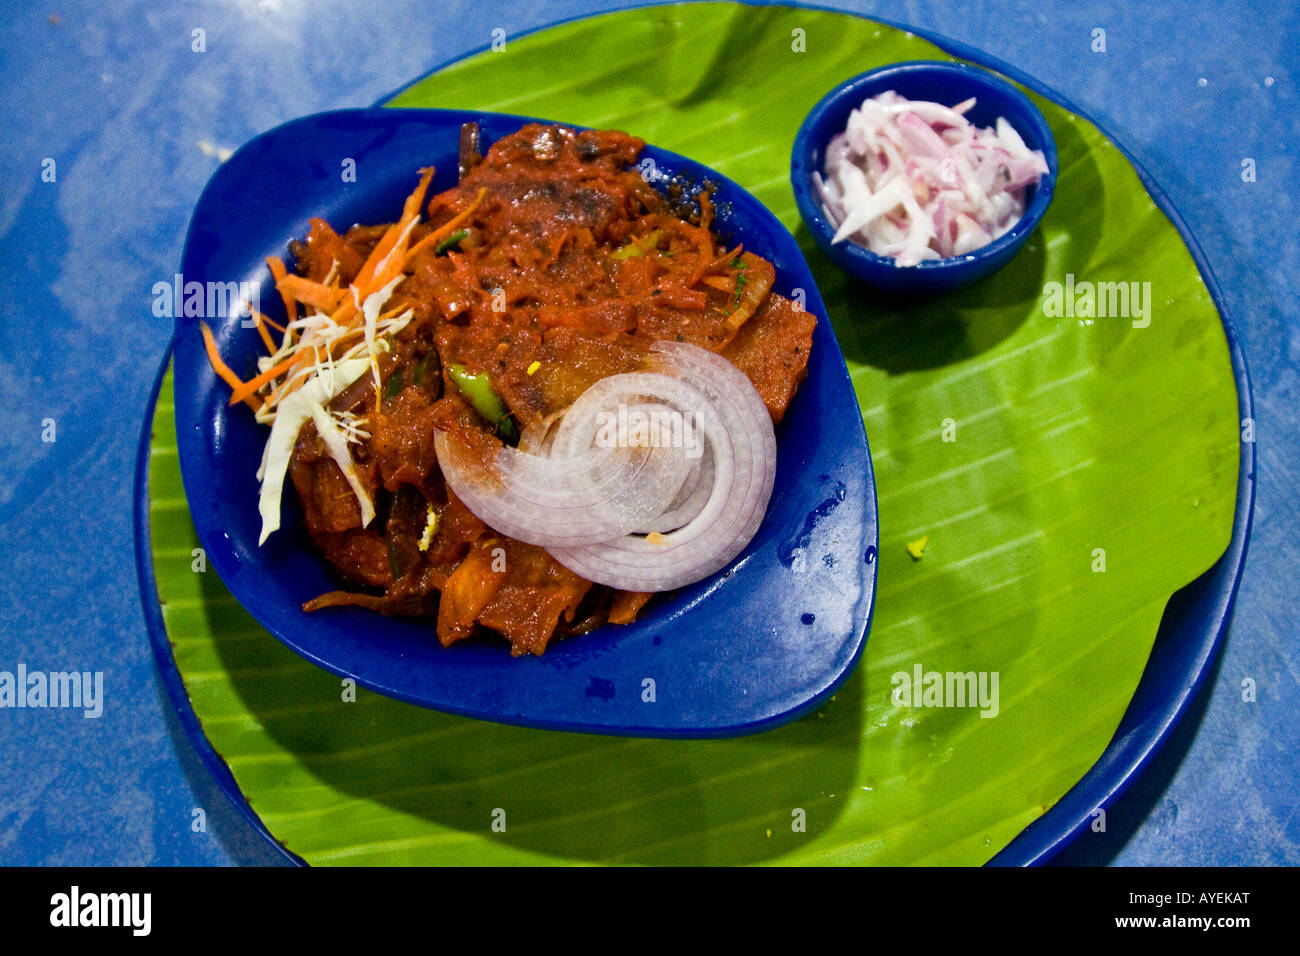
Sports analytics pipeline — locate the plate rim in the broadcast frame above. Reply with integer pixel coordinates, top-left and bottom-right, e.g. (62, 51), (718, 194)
(133, 347), (304, 866)
(134, 0), (1254, 866)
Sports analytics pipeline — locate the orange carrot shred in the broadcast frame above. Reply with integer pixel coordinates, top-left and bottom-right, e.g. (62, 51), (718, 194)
(402, 166), (437, 221)
(265, 373), (306, 409)
(312, 168), (448, 330)
(257, 310), (286, 333)
(404, 187), (487, 265)
(689, 239), (738, 287)
(227, 350), (309, 407)
(249, 309), (277, 353)
(353, 168), (435, 289)
(698, 189), (716, 232)
(199, 322), (261, 411)
(276, 274), (346, 312)
(265, 256), (297, 323)
(239, 166), (448, 410)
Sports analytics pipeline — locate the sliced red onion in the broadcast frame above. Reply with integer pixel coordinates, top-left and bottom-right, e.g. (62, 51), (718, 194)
(432, 341), (778, 593)
(632, 448), (714, 534)
(434, 429), (690, 547)
(546, 342), (776, 592)
(820, 89), (1048, 265)
(517, 408), (565, 455)
(551, 377), (713, 460)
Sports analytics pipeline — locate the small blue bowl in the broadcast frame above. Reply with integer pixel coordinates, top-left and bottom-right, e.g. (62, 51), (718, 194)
(791, 60), (1058, 296)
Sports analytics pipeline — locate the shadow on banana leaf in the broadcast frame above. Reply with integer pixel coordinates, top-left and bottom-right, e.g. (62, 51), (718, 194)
(198, 568), (864, 864)
(806, 235), (1044, 374)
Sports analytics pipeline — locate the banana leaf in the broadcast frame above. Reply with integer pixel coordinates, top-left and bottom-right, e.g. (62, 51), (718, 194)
(149, 2), (1238, 864)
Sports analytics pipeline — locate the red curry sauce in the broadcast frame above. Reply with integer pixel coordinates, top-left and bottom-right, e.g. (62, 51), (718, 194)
(286, 124), (815, 655)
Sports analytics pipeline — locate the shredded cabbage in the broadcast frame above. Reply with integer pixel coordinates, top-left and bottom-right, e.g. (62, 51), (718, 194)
(257, 357), (371, 545)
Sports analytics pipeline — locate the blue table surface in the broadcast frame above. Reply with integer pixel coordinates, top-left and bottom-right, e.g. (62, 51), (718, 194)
(0, 0), (1295, 867)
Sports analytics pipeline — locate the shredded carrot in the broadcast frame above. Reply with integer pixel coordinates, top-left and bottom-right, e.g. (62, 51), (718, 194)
(297, 168), (449, 331)
(248, 309), (278, 353)
(276, 274), (346, 312)
(199, 322), (261, 411)
(257, 309), (286, 333)
(369, 234), (417, 293)
(689, 241), (741, 287)
(326, 224), (403, 328)
(265, 256), (297, 323)
(262, 325), (367, 410)
(326, 296), (359, 328)
(334, 219), (422, 327)
(403, 165), (437, 221)
(227, 349), (310, 407)
(199, 322), (244, 389)
(661, 218), (717, 287)
(354, 168), (436, 288)
(404, 188), (487, 265)
(538, 228), (573, 270)
(357, 224), (403, 288)
(718, 243), (744, 267)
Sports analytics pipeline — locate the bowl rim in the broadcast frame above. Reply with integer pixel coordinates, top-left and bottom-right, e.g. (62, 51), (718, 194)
(791, 58), (1059, 274)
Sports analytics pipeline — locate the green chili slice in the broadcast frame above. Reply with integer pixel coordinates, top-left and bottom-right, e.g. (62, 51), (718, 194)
(609, 229), (661, 261)
(733, 278), (748, 307)
(447, 364), (519, 442)
(434, 228), (470, 256)
(412, 352), (434, 385)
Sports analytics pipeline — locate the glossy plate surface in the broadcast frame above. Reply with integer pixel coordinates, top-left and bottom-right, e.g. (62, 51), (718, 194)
(172, 106), (879, 738)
